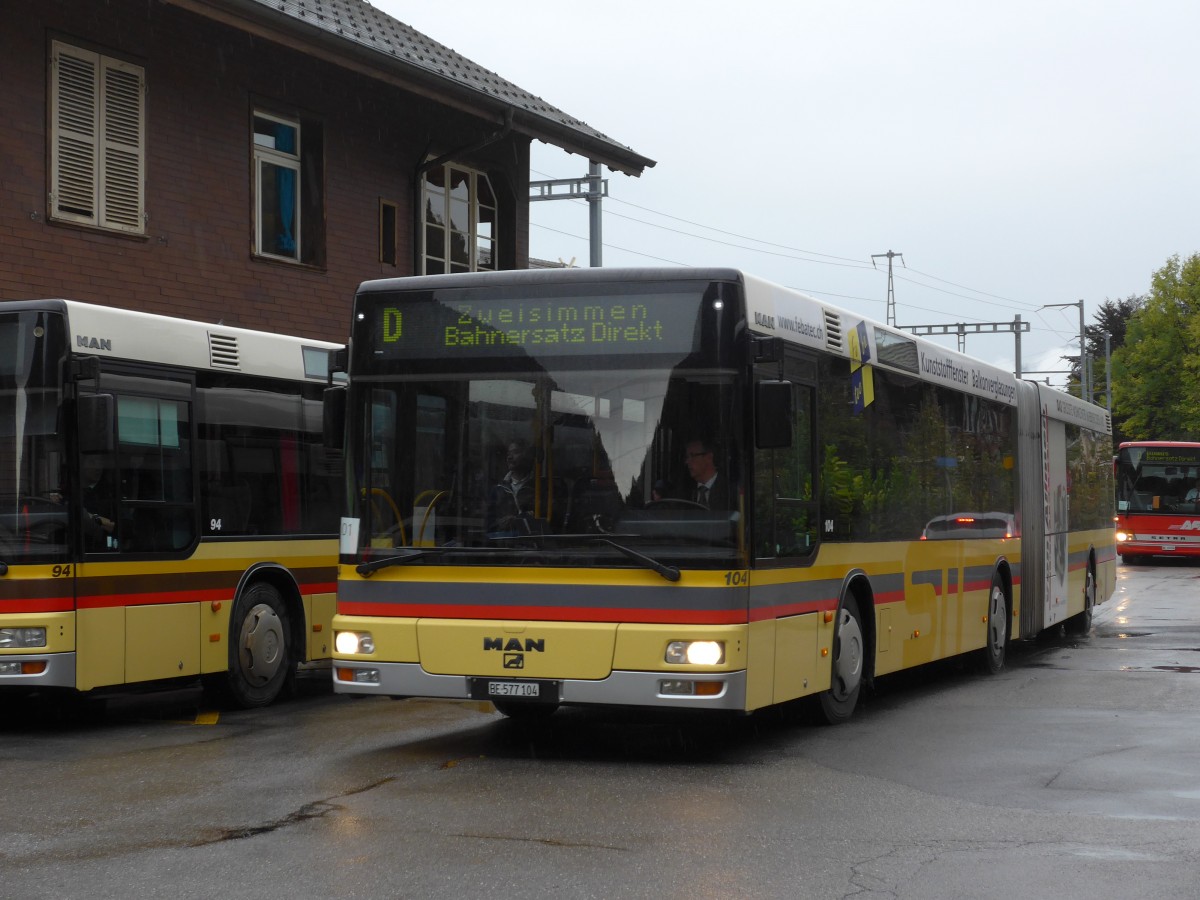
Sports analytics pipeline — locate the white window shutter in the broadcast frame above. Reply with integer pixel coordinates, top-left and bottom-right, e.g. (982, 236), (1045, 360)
(50, 42), (99, 225)
(99, 58), (144, 233)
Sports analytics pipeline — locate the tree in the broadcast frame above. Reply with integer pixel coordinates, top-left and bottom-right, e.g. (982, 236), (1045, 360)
(1111, 253), (1200, 440)
(1063, 295), (1142, 397)
(1060, 294), (1143, 442)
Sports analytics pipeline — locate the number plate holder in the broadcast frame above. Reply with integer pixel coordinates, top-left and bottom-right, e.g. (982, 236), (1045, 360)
(469, 678), (560, 702)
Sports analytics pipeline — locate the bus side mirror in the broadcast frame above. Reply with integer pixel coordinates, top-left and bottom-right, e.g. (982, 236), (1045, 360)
(323, 386), (346, 452)
(755, 380), (792, 449)
(327, 347), (348, 382)
(78, 393), (114, 454)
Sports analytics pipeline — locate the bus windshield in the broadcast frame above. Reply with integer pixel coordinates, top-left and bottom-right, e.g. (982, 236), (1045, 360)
(353, 356), (746, 569)
(1116, 444), (1200, 514)
(0, 310), (69, 563)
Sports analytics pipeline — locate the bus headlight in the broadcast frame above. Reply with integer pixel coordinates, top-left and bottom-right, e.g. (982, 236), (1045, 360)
(0, 627), (47, 649)
(1115, 531), (1130, 542)
(665, 640), (724, 665)
(334, 631), (375, 655)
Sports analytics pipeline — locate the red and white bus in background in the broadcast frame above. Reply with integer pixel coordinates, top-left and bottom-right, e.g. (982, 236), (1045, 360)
(1114, 441), (1200, 563)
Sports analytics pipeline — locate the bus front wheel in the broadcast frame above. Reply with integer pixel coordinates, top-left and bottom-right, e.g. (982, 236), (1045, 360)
(224, 582), (295, 709)
(817, 595), (864, 725)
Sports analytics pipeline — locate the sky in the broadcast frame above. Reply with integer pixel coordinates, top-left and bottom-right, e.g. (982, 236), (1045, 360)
(379, 1), (1200, 392)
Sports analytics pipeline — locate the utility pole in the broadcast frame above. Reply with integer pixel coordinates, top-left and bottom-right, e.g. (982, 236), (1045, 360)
(871, 250), (904, 326)
(587, 161), (603, 267)
(1042, 300), (1087, 400)
(529, 161), (609, 266)
(902, 316), (1030, 375)
(1105, 332), (1112, 411)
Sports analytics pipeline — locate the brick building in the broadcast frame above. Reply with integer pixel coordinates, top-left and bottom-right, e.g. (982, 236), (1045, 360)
(1, 0), (653, 341)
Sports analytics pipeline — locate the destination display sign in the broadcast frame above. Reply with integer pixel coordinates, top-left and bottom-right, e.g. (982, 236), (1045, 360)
(1142, 448), (1200, 465)
(366, 291), (705, 359)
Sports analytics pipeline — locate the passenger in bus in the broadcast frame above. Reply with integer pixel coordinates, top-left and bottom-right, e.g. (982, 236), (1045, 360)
(684, 437), (732, 510)
(487, 439), (538, 535)
(1185, 479), (1200, 503)
(652, 479), (672, 502)
(81, 454), (117, 549)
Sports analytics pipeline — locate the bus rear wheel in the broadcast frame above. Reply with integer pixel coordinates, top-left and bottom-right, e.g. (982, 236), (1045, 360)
(1064, 563), (1096, 636)
(224, 582), (295, 709)
(817, 595), (864, 725)
(978, 573), (1008, 675)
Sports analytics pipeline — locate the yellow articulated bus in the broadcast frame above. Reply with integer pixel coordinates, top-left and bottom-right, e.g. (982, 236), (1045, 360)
(0, 300), (342, 707)
(328, 268), (1115, 721)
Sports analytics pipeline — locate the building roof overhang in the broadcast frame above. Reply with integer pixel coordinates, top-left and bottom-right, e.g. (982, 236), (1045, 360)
(170, 0), (655, 176)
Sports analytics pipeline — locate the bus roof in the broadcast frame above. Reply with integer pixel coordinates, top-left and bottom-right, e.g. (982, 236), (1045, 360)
(353, 266), (1105, 416)
(10, 299), (343, 383)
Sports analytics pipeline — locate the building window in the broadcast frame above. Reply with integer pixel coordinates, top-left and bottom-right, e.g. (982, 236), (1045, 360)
(252, 110), (325, 266)
(253, 112), (301, 261)
(421, 163), (496, 274)
(380, 199), (398, 266)
(49, 41), (145, 234)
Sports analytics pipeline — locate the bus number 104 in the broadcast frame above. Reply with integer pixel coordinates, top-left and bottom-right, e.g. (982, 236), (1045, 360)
(724, 571), (749, 586)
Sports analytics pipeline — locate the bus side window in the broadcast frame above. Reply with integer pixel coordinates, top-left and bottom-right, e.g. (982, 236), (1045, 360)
(753, 366), (817, 562)
(115, 393), (196, 553)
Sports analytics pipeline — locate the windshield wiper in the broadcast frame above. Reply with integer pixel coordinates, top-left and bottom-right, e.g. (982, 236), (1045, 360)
(356, 545), (521, 576)
(356, 547), (448, 576)
(593, 537), (680, 582)
(499, 532), (681, 582)
(357, 536), (681, 583)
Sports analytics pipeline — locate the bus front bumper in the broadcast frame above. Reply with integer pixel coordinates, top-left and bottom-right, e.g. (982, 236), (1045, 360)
(0, 652), (76, 688)
(333, 661), (748, 711)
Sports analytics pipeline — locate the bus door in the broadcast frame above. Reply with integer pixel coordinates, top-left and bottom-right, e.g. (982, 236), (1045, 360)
(751, 347), (820, 704)
(75, 368), (198, 690)
(1042, 412), (1069, 628)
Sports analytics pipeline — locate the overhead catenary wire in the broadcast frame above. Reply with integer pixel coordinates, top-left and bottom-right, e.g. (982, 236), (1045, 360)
(529, 167), (1088, 359)
(531, 173), (1042, 311)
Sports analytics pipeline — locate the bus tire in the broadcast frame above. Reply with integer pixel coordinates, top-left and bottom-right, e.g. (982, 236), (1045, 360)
(817, 595), (864, 725)
(1064, 562), (1096, 636)
(978, 573), (1008, 675)
(224, 582), (295, 709)
(493, 700), (559, 720)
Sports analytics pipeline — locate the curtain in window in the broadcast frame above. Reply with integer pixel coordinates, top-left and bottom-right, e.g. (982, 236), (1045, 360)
(274, 124), (296, 254)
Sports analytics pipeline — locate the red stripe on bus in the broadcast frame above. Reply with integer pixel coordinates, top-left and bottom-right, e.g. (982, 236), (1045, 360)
(76, 581), (337, 610)
(749, 599), (836, 621)
(0, 597), (75, 614)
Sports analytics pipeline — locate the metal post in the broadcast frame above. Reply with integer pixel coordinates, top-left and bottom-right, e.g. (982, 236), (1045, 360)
(901, 319), (1029, 376)
(1041, 300), (1085, 397)
(1078, 299), (1089, 401)
(588, 161), (602, 267)
(1014, 314), (1022, 378)
(871, 250), (904, 327)
(529, 170), (609, 268)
